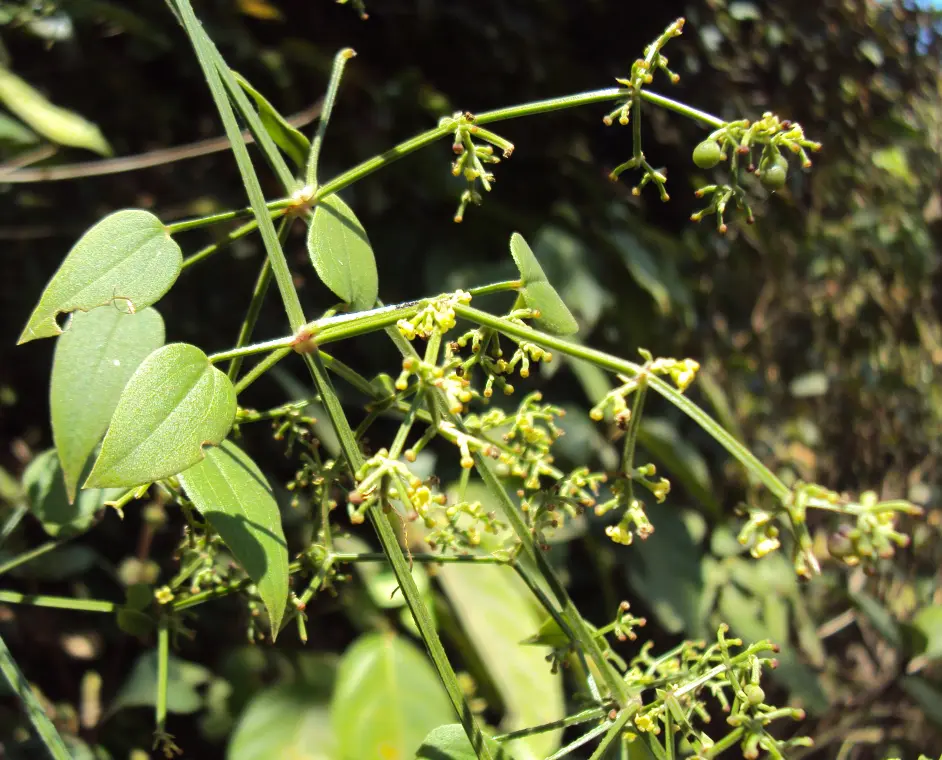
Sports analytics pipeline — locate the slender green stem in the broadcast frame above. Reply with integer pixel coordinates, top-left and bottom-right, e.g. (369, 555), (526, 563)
(639, 90), (724, 129)
(468, 279), (522, 297)
(211, 300), (423, 364)
(306, 48), (356, 185)
(494, 706), (611, 742)
(227, 216), (290, 381)
(0, 504), (27, 548)
(0, 632), (71, 759)
(173, 0), (307, 331)
(454, 304), (789, 501)
(314, 122), (454, 201)
(155, 614), (170, 737)
(332, 551), (509, 565)
(300, 350), (494, 760)
(547, 721), (615, 760)
(167, 207), (253, 234)
(475, 456), (628, 704)
(704, 726), (745, 758)
(0, 539), (69, 577)
(586, 710), (633, 760)
(0, 591), (116, 612)
(476, 88), (625, 124)
(208, 44), (296, 191)
(233, 347), (292, 395)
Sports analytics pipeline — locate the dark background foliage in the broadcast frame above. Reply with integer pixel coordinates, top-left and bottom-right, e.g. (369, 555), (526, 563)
(1, 1), (941, 758)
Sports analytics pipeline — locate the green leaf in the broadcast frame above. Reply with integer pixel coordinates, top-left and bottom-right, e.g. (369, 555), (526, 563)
(0, 111), (38, 145)
(51, 307), (165, 501)
(307, 195), (378, 312)
(111, 650), (210, 715)
(415, 724), (506, 760)
(228, 685), (336, 760)
(233, 72), (311, 170)
(637, 418), (721, 518)
(0, 66), (112, 155)
(178, 440), (289, 635)
(611, 230), (671, 314)
(18, 210), (182, 344)
(22, 449), (122, 538)
(623, 503), (706, 636)
(331, 632), (453, 760)
(901, 676), (942, 727)
(508, 232), (578, 336)
(85, 343), (236, 489)
(437, 558), (565, 759)
(912, 606), (942, 660)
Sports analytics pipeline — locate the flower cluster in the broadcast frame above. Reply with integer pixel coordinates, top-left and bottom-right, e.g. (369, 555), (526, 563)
(451, 318), (554, 398)
(691, 111), (822, 232)
(441, 111), (515, 222)
(590, 350), (700, 426)
(737, 482), (923, 578)
(397, 289), (472, 340)
(625, 626), (812, 759)
(605, 18), (685, 200)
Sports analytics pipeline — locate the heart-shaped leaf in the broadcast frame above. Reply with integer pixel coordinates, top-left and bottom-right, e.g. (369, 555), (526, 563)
(85, 343), (236, 489)
(307, 195), (378, 312)
(415, 724), (507, 760)
(178, 440), (289, 635)
(18, 210), (182, 344)
(0, 66), (112, 156)
(331, 633), (453, 760)
(51, 307), (165, 501)
(234, 72), (311, 170)
(508, 232), (577, 336)
(22, 449), (122, 538)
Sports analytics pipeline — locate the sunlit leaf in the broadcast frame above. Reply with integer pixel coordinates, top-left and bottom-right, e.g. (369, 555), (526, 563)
(331, 633), (453, 760)
(308, 195), (378, 312)
(50, 307), (165, 501)
(508, 232), (578, 336)
(179, 440), (289, 635)
(85, 343), (236, 489)
(0, 66), (111, 155)
(18, 210), (182, 344)
(111, 650), (211, 715)
(228, 685), (336, 760)
(415, 724), (507, 760)
(438, 552), (565, 759)
(234, 72), (310, 169)
(22, 449), (121, 538)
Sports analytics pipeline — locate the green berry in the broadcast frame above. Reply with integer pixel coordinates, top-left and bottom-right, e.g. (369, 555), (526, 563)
(693, 139), (722, 169)
(760, 153), (788, 190)
(744, 684), (765, 706)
